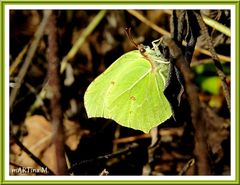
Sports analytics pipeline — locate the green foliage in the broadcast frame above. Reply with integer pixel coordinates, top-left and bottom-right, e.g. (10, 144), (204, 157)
(193, 62), (230, 96)
(201, 76), (221, 95)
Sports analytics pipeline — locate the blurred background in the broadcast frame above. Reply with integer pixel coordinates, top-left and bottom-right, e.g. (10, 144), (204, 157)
(9, 10), (230, 175)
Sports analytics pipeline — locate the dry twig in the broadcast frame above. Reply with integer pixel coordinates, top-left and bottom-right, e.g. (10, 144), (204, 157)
(69, 143), (139, 173)
(47, 11), (68, 175)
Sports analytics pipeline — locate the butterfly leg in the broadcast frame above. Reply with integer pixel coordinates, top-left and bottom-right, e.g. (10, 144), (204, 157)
(152, 38), (161, 48)
(151, 38), (163, 57)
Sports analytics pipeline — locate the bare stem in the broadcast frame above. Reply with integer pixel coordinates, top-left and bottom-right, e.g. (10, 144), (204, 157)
(47, 11), (68, 175)
(69, 143), (139, 173)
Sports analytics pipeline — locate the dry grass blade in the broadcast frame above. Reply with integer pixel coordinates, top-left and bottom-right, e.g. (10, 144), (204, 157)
(60, 10), (107, 73)
(202, 14), (231, 37)
(10, 43), (29, 76)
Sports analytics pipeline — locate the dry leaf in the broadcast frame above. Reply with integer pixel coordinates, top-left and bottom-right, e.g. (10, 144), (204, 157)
(10, 115), (89, 175)
(202, 103), (230, 163)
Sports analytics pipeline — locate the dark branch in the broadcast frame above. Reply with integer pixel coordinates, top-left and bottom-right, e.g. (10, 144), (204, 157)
(47, 11), (68, 175)
(161, 36), (211, 175)
(69, 143), (139, 173)
(11, 136), (54, 175)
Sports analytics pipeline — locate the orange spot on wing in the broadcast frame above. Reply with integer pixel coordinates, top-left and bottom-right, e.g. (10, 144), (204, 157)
(110, 81), (115, 85)
(130, 96), (136, 101)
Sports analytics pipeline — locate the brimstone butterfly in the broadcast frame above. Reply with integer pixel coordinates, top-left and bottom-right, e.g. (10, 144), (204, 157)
(84, 37), (172, 133)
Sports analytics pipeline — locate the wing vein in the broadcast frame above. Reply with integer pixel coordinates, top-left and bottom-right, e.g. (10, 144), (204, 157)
(155, 74), (168, 118)
(109, 69), (151, 105)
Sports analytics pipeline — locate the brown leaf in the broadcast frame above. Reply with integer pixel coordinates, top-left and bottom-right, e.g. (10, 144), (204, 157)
(202, 103), (230, 163)
(10, 115), (89, 175)
(64, 119), (89, 150)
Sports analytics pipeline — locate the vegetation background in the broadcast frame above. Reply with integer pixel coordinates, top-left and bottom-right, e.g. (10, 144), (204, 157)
(9, 10), (230, 175)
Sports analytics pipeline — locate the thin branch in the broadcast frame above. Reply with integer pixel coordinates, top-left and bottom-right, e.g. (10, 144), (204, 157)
(10, 10), (52, 109)
(69, 143), (139, 173)
(113, 133), (150, 144)
(47, 11), (68, 175)
(127, 10), (170, 36)
(193, 11), (231, 111)
(191, 58), (215, 67)
(26, 82), (49, 118)
(190, 58), (228, 67)
(194, 45), (230, 62)
(127, 10), (230, 63)
(11, 136), (54, 175)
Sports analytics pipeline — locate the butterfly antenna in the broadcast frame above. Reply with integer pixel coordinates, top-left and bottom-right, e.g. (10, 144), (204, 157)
(125, 28), (138, 49)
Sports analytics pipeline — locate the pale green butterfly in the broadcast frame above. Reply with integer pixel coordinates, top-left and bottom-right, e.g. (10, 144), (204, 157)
(84, 30), (172, 133)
